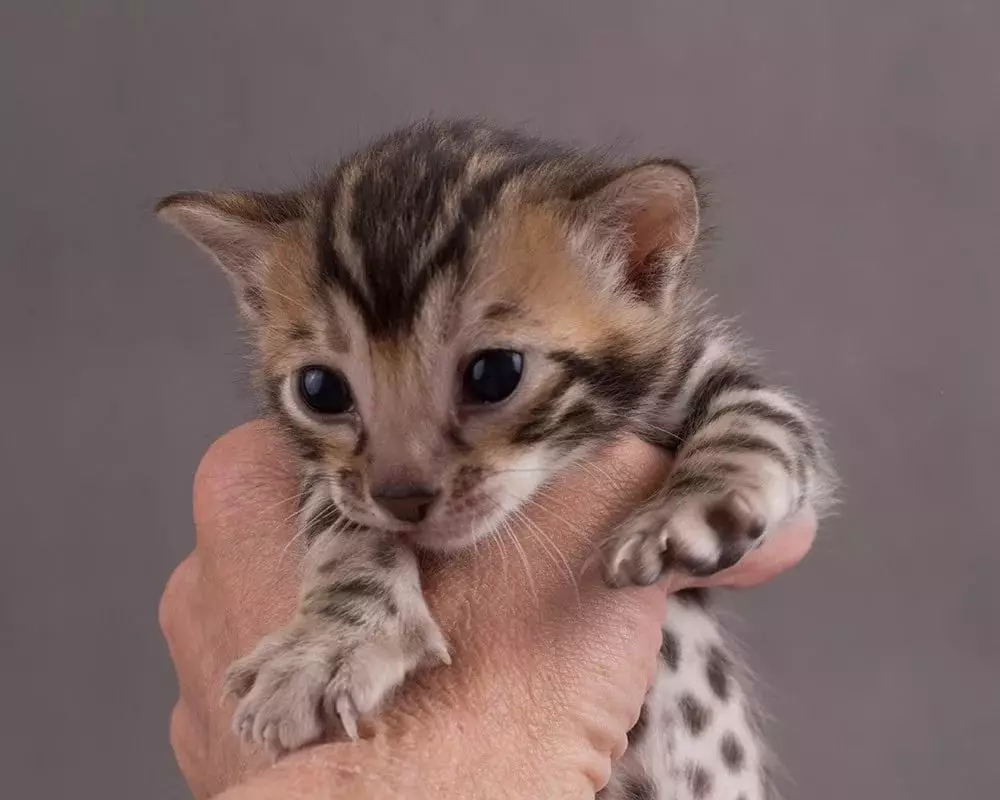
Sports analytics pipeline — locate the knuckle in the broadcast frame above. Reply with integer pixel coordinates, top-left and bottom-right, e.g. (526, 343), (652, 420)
(169, 701), (187, 754)
(191, 421), (296, 555)
(193, 421), (287, 512)
(159, 556), (198, 638)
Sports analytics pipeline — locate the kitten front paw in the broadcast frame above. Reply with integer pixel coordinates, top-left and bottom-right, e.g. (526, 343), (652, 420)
(602, 489), (767, 588)
(224, 617), (450, 758)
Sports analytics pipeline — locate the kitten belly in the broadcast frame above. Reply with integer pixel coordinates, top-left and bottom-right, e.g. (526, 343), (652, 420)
(602, 595), (769, 800)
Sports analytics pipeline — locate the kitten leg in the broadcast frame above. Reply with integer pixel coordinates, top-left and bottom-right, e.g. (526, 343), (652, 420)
(604, 336), (828, 587)
(224, 485), (448, 757)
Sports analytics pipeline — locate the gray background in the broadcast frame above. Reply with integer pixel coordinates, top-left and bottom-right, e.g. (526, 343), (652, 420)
(2, 2), (997, 798)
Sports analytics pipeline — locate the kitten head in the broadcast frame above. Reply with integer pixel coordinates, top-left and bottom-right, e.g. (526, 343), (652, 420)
(157, 121), (701, 551)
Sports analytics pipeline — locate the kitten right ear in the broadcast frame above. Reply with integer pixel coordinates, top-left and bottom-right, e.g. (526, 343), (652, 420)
(571, 160), (701, 304)
(155, 190), (304, 317)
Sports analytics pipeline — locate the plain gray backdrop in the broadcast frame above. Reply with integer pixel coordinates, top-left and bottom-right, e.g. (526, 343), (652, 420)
(2, 2), (997, 798)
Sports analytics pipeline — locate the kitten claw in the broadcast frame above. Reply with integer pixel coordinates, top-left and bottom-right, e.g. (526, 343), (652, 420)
(334, 694), (359, 741)
(226, 616), (449, 755)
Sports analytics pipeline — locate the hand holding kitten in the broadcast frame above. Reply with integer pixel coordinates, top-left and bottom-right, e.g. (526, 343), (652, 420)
(161, 421), (814, 800)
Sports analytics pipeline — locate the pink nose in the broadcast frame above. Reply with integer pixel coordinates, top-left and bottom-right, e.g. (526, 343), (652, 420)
(372, 486), (440, 523)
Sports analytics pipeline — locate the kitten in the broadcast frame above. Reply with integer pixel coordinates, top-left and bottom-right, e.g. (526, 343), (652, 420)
(158, 119), (833, 800)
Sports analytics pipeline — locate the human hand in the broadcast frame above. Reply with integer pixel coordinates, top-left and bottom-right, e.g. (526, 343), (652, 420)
(160, 421), (815, 800)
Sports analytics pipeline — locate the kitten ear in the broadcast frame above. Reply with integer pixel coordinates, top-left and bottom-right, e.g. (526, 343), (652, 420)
(155, 190), (304, 317)
(575, 160), (700, 302)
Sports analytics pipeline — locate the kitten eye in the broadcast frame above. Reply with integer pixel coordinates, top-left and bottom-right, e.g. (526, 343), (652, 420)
(462, 349), (524, 404)
(297, 366), (353, 415)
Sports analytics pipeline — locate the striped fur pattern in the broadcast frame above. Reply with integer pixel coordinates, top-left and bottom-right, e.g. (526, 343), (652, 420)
(158, 119), (833, 800)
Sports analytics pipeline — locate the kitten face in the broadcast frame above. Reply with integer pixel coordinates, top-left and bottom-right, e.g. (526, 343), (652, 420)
(157, 120), (699, 551)
(258, 203), (644, 551)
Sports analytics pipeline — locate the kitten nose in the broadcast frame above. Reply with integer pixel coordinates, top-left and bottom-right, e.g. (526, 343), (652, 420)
(372, 485), (440, 524)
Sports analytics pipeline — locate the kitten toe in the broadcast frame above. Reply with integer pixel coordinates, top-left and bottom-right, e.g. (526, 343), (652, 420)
(226, 615), (450, 755)
(602, 489), (772, 588)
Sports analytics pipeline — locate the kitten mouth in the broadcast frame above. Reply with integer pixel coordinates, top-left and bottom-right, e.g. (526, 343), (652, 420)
(401, 502), (503, 553)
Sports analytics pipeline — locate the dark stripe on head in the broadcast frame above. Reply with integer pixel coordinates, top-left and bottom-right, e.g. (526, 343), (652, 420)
(550, 341), (653, 413)
(484, 301), (520, 321)
(381, 152), (559, 337)
(350, 129), (469, 335)
(317, 181), (376, 327)
(335, 121), (570, 338)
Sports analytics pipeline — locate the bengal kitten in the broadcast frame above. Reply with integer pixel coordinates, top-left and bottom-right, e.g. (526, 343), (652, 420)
(158, 119), (833, 800)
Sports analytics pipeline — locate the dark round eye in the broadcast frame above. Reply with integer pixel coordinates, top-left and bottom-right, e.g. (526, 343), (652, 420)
(297, 366), (353, 415)
(462, 349), (524, 404)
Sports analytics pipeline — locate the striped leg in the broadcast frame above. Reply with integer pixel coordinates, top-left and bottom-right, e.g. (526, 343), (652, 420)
(223, 480), (449, 757)
(604, 336), (826, 588)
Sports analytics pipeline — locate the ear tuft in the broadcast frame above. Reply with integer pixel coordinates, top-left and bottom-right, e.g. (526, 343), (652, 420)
(576, 160), (701, 301)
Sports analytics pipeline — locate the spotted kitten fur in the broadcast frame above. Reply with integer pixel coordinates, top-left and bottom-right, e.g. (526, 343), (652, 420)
(158, 120), (833, 800)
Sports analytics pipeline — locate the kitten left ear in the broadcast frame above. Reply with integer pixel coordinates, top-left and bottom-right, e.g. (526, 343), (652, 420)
(574, 160), (700, 301)
(155, 190), (304, 317)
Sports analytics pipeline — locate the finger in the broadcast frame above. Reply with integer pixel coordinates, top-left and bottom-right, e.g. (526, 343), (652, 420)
(160, 555), (226, 713)
(191, 420), (303, 637)
(159, 554), (201, 654)
(192, 420), (302, 558)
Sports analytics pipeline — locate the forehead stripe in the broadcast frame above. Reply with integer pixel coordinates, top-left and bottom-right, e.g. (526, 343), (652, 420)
(331, 150), (558, 338)
(316, 182), (378, 329)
